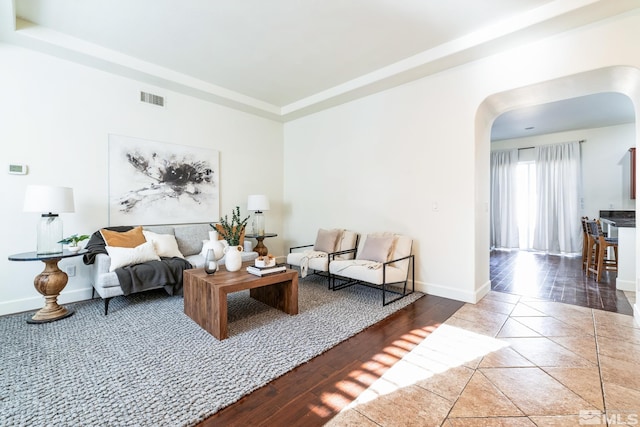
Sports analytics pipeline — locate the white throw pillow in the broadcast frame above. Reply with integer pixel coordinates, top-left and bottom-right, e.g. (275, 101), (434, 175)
(142, 230), (184, 258)
(200, 239), (226, 259)
(106, 241), (161, 272)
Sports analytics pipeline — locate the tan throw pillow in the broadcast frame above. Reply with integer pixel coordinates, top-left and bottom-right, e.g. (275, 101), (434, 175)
(142, 230), (184, 258)
(105, 241), (160, 272)
(337, 230), (358, 260)
(100, 226), (146, 248)
(214, 224), (245, 246)
(314, 228), (341, 253)
(357, 234), (394, 263)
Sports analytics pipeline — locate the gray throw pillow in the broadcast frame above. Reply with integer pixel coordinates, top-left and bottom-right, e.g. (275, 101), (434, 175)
(357, 235), (394, 263)
(314, 228), (341, 253)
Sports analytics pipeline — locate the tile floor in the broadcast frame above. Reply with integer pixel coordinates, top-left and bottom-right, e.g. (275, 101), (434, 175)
(327, 291), (640, 426)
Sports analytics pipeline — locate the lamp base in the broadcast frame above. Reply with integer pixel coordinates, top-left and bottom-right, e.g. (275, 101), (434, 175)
(37, 214), (63, 255)
(252, 212), (266, 236)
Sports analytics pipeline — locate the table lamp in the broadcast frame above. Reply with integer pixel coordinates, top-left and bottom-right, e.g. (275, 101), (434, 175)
(23, 185), (75, 254)
(247, 194), (270, 236)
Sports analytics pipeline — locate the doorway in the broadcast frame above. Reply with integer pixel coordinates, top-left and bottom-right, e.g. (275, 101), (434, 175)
(476, 66), (640, 316)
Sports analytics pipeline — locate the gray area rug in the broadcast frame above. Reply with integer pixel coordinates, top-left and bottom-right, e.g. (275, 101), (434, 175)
(0, 274), (422, 426)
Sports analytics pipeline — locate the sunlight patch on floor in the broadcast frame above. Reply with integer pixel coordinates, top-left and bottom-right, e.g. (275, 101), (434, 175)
(338, 324), (509, 408)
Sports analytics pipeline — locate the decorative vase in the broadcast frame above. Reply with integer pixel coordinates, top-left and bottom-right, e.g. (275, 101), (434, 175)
(67, 245), (81, 253)
(209, 230), (219, 242)
(224, 245), (243, 272)
(204, 249), (218, 274)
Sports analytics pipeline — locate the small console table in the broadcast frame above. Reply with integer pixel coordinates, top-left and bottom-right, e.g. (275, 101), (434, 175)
(244, 233), (277, 256)
(8, 249), (86, 323)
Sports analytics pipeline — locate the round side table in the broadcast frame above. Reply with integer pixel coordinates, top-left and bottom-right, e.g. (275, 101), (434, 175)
(244, 233), (277, 257)
(8, 249), (86, 323)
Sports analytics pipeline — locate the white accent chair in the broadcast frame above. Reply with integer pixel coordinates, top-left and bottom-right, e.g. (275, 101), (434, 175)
(287, 228), (360, 287)
(329, 233), (414, 305)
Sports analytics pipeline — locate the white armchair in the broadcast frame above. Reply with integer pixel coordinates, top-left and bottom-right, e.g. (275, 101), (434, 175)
(329, 233), (414, 305)
(287, 228), (360, 287)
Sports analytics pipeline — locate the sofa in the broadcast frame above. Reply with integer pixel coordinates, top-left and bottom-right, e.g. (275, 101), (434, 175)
(84, 223), (258, 314)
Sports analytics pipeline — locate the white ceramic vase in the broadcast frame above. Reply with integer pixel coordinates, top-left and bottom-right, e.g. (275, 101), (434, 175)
(224, 245), (243, 272)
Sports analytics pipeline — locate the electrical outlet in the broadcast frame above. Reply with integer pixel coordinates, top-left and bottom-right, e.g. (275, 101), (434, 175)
(67, 266), (76, 277)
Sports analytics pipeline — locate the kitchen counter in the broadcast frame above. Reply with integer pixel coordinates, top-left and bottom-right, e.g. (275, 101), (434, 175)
(599, 210), (636, 228)
(600, 217), (636, 227)
(598, 210), (636, 291)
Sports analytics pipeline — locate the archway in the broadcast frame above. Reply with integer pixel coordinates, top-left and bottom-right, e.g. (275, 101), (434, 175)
(475, 66), (640, 321)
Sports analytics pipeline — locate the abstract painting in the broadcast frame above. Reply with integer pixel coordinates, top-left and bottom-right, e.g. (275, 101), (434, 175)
(108, 134), (219, 226)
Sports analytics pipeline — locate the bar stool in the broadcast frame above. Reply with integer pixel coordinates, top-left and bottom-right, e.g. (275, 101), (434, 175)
(587, 220), (618, 282)
(580, 217), (593, 273)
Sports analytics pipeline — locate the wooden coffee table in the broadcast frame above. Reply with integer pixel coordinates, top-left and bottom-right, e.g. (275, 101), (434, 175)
(183, 262), (298, 340)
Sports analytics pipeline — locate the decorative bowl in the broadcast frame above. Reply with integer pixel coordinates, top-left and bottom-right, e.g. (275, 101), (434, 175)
(255, 256), (275, 268)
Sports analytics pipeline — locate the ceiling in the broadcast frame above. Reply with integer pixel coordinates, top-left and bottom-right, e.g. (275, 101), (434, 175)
(491, 92), (636, 141)
(3, 0), (639, 133)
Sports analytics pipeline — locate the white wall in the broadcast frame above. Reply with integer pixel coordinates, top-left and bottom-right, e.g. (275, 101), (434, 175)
(0, 43), (284, 316)
(4, 9), (640, 316)
(284, 10), (640, 303)
(492, 123), (637, 220)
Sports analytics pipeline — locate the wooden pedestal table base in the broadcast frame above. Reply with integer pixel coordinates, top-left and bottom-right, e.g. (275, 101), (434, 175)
(183, 261), (298, 340)
(244, 233), (277, 257)
(8, 250), (85, 323)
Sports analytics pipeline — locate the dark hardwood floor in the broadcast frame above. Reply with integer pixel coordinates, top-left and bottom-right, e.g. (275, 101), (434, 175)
(197, 294), (464, 427)
(490, 249), (633, 315)
(198, 250), (632, 426)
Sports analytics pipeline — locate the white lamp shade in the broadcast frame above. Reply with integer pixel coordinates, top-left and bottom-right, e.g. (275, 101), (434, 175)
(247, 194), (270, 212)
(23, 185), (75, 213)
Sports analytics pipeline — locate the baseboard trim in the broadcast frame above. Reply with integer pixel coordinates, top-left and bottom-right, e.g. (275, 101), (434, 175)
(0, 296), (42, 317)
(616, 278), (635, 292)
(474, 279), (492, 303)
(418, 280), (486, 303)
(0, 288), (93, 317)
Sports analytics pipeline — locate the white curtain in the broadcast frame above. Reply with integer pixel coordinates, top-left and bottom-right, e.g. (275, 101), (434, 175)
(532, 141), (582, 254)
(490, 149), (519, 249)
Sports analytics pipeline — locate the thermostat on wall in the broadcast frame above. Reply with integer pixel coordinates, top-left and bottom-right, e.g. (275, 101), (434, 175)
(8, 164), (28, 175)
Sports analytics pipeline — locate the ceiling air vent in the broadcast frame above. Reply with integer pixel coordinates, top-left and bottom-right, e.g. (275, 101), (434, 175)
(140, 91), (165, 107)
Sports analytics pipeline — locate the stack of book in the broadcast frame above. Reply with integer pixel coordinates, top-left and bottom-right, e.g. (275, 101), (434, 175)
(246, 264), (287, 276)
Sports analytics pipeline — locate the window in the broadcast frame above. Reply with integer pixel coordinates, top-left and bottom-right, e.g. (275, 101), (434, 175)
(516, 161), (536, 250)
